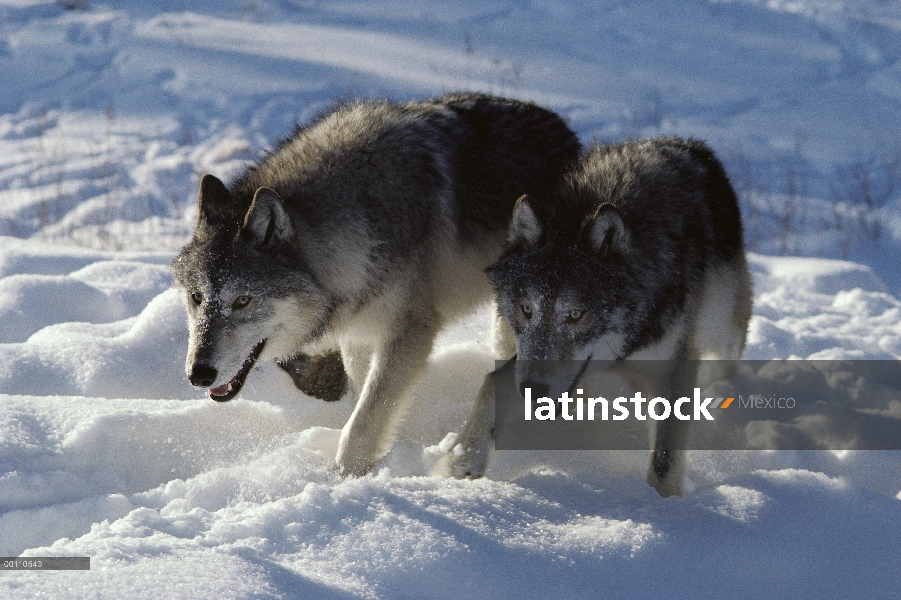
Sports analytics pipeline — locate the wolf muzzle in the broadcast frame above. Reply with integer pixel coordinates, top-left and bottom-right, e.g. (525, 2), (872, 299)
(188, 339), (267, 402)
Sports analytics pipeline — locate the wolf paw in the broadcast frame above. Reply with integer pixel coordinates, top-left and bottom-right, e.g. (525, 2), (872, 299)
(335, 456), (375, 478)
(434, 435), (490, 479)
(277, 351), (348, 402)
(646, 450), (684, 498)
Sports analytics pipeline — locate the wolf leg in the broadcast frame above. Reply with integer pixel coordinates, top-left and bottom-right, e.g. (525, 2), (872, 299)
(646, 261), (752, 496)
(646, 420), (689, 498)
(437, 359), (501, 478)
(340, 342), (373, 399)
(335, 314), (438, 477)
(438, 304), (516, 478)
(644, 361), (698, 497)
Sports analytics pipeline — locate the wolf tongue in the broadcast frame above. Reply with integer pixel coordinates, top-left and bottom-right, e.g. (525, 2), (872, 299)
(209, 380), (233, 397)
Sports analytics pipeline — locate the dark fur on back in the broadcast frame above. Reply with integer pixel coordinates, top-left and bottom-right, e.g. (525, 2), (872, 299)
(226, 93), (579, 249)
(428, 93), (581, 240)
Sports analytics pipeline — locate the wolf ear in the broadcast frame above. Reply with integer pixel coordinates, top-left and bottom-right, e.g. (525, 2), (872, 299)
(242, 187), (294, 247)
(197, 174), (233, 225)
(588, 203), (630, 257)
(508, 195), (542, 246)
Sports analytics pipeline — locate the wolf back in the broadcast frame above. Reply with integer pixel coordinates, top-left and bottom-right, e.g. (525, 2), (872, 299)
(449, 137), (752, 496)
(171, 93), (580, 476)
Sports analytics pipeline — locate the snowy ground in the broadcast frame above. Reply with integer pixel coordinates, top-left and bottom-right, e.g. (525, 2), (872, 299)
(1, 0), (901, 598)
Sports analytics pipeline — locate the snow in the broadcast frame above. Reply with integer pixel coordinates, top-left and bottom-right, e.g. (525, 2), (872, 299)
(1, 0), (901, 597)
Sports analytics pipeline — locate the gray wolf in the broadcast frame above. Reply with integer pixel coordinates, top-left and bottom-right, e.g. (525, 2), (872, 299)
(446, 138), (752, 497)
(171, 93), (580, 476)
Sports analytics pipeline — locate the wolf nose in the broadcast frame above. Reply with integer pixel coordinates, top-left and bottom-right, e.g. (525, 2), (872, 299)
(521, 381), (550, 399)
(189, 365), (217, 388)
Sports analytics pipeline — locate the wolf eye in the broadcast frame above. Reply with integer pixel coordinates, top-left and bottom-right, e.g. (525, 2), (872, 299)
(565, 309), (585, 324)
(232, 295), (252, 310)
(520, 303), (533, 319)
(191, 292), (203, 306)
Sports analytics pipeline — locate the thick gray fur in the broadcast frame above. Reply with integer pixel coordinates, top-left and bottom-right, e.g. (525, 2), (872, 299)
(445, 137), (753, 497)
(171, 93), (580, 477)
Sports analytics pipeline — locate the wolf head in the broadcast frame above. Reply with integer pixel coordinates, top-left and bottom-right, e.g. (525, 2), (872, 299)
(171, 174), (331, 401)
(488, 194), (648, 399)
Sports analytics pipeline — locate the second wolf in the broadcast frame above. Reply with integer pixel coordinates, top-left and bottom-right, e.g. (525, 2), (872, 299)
(447, 138), (752, 497)
(171, 93), (580, 477)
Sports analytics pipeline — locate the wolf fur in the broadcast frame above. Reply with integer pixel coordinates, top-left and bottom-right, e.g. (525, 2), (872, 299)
(171, 93), (580, 477)
(446, 137), (753, 497)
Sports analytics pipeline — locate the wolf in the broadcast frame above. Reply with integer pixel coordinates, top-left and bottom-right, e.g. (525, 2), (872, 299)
(171, 93), (580, 477)
(446, 138), (753, 497)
